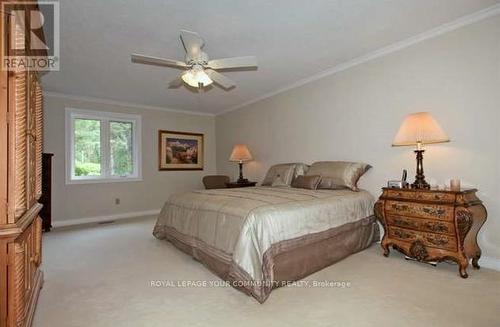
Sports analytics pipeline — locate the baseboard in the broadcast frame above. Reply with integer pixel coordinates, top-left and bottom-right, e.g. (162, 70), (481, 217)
(52, 209), (161, 228)
(479, 256), (500, 271)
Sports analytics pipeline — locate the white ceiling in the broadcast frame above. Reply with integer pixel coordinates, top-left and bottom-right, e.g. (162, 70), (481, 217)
(42, 0), (500, 115)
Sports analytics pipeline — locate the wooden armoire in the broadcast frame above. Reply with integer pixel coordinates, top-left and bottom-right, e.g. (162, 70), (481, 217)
(1, 1), (45, 326)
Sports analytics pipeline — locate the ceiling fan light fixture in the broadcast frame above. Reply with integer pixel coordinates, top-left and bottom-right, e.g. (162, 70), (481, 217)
(181, 66), (213, 88)
(132, 30), (257, 91)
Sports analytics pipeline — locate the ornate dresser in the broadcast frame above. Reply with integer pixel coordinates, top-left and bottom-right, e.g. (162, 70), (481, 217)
(375, 188), (487, 278)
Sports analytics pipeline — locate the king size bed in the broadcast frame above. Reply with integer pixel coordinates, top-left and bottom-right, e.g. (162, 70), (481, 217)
(153, 162), (379, 303)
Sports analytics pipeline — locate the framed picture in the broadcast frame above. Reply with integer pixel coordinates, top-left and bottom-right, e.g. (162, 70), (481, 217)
(158, 130), (204, 170)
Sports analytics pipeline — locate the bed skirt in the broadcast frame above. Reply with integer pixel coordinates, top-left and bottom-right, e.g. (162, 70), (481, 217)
(154, 216), (379, 303)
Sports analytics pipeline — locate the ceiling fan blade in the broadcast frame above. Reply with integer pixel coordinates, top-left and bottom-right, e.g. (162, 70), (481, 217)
(205, 69), (235, 89)
(168, 75), (184, 88)
(131, 54), (187, 68)
(207, 56), (257, 70)
(180, 30), (204, 55)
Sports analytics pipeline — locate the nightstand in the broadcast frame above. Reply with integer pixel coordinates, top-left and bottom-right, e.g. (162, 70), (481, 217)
(225, 181), (257, 188)
(375, 188), (487, 278)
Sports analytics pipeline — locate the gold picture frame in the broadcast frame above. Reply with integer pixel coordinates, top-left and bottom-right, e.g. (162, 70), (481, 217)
(158, 130), (204, 171)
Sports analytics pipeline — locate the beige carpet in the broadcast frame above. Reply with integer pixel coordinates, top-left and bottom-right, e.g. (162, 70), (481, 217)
(33, 216), (500, 327)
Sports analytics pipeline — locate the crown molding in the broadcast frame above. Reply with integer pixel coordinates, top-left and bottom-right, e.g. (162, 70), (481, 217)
(218, 3), (500, 116)
(43, 91), (216, 117)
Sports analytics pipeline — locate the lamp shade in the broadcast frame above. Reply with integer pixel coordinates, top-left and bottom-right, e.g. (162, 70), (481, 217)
(229, 144), (253, 162)
(392, 112), (449, 147)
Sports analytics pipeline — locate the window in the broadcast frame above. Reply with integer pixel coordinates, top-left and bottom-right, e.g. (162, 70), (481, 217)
(66, 108), (142, 184)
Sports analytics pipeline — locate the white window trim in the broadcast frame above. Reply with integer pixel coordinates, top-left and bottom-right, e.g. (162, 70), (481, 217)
(65, 108), (142, 184)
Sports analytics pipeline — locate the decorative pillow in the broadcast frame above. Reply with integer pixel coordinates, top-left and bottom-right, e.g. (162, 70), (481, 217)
(261, 163), (297, 186)
(291, 175), (322, 190)
(271, 175), (290, 187)
(306, 161), (371, 191)
(293, 163), (310, 179)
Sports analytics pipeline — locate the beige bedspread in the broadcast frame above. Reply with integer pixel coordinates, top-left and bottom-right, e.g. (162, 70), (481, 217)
(153, 187), (375, 282)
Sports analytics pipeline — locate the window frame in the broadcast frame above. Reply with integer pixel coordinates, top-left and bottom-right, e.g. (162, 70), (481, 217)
(65, 108), (142, 184)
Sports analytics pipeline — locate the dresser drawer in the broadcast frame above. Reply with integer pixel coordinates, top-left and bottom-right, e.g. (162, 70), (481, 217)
(414, 191), (455, 203)
(385, 200), (454, 221)
(389, 227), (457, 251)
(386, 189), (414, 200)
(387, 215), (455, 236)
(423, 232), (457, 251)
(388, 226), (417, 243)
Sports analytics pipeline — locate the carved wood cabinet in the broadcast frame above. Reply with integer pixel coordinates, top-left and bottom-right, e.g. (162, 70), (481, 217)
(1, 2), (45, 326)
(375, 188), (487, 278)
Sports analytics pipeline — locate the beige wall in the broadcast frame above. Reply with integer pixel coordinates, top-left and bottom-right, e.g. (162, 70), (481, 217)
(44, 95), (216, 223)
(216, 17), (500, 262)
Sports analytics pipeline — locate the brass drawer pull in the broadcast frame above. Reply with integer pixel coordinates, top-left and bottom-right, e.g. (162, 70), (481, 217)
(426, 236), (449, 246)
(424, 222), (449, 233)
(392, 203), (409, 211)
(394, 229), (413, 240)
(422, 207), (446, 217)
(394, 218), (417, 229)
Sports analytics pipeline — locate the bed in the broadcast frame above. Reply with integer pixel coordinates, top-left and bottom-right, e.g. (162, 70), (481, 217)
(153, 185), (378, 303)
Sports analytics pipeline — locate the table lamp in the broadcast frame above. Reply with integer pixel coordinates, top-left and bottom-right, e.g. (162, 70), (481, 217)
(229, 144), (253, 184)
(392, 112), (449, 189)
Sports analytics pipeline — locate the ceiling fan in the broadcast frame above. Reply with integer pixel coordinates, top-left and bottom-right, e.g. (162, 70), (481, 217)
(131, 30), (257, 90)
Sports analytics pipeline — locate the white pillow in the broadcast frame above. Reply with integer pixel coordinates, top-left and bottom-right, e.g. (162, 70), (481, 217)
(271, 175), (290, 187)
(306, 161), (371, 191)
(261, 164), (296, 186)
(293, 163), (310, 179)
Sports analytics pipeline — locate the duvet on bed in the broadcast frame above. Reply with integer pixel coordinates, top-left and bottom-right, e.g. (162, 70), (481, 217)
(153, 186), (378, 302)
